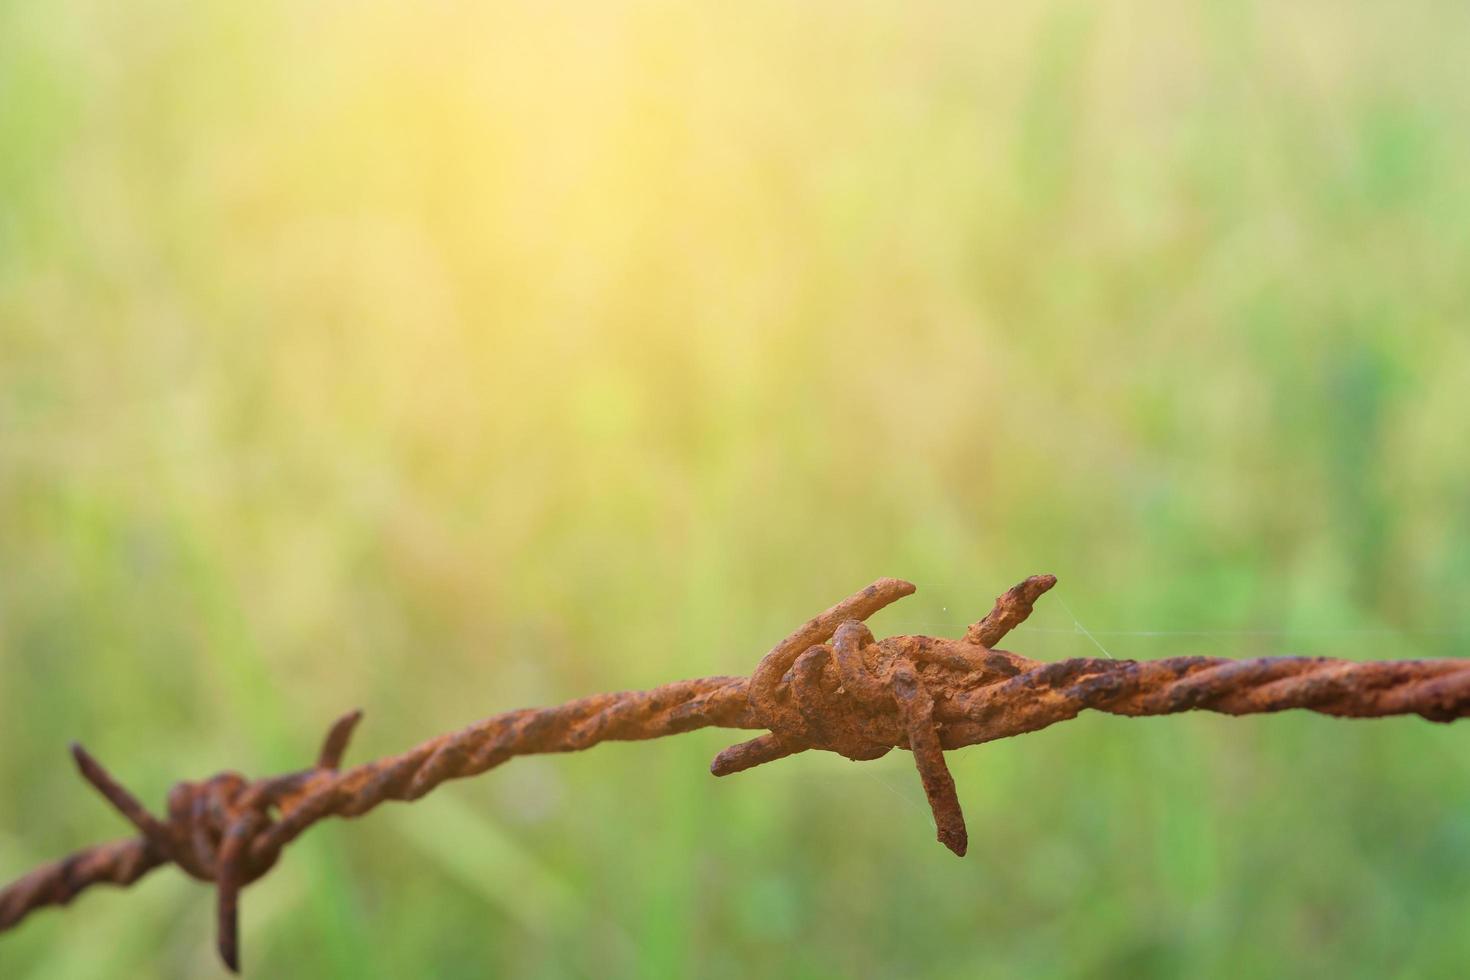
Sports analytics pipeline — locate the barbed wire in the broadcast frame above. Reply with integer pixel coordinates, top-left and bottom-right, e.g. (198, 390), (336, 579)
(4, 574), (1469, 972)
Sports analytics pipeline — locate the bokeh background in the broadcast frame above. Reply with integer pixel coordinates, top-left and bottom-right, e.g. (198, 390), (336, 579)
(4, 1), (1470, 976)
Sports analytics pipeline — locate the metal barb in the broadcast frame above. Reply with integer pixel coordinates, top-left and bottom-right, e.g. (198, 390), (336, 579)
(317, 709), (364, 770)
(5, 573), (1470, 972)
(70, 745), (174, 859)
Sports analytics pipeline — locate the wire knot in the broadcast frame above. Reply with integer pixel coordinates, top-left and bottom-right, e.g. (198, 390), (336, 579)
(158, 775), (276, 887)
(68, 708), (364, 972)
(742, 622), (905, 760)
(712, 574), (1058, 858)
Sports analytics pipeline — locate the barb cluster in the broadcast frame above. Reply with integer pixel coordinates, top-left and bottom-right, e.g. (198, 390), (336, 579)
(4, 574), (1469, 972)
(710, 574), (1058, 856)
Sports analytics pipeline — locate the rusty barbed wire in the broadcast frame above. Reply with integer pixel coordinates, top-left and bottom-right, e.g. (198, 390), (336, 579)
(4, 574), (1470, 972)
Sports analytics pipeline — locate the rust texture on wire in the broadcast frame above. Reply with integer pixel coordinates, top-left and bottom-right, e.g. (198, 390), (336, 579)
(5, 574), (1470, 972)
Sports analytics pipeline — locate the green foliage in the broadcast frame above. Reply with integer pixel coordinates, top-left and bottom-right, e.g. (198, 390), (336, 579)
(4, 1), (1470, 975)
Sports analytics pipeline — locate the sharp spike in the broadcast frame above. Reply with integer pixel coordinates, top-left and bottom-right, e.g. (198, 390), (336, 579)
(70, 744), (174, 857)
(710, 733), (799, 777)
(316, 709), (364, 770)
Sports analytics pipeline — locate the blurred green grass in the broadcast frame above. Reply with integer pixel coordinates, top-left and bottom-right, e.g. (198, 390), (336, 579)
(4, 1), (1470, 976)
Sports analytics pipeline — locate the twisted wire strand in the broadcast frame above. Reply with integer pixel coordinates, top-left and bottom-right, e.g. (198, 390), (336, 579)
(940, 655), (1470, 749)
(4, 575), (1468, 972)
(0, 839), (164, 931)
(0, 677), (760, 959)
(252, 676), (760, 862)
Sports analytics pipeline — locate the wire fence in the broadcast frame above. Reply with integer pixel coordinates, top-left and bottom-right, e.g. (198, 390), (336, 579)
(4, 574), (1468, 972)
